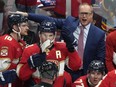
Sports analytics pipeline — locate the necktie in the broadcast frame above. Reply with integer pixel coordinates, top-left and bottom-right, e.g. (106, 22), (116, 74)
(78, 26), (84, 59)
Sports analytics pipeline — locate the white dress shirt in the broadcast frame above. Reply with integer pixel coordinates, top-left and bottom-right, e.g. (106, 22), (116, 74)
(73, 23), (91, 51)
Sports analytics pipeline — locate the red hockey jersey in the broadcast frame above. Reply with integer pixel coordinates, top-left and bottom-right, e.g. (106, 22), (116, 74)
(0, 34), (26, 87)
(106, 31), (116, 72)
(97, 70), (116, 87)
(0, 34), (25, 71)
(17, 42), (81, 87)
(72, 75), (89, 87)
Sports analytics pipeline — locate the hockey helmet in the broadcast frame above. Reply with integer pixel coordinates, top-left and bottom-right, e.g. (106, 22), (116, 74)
(88, 60), (105, 74)
(7, 14), (28, 29)
(39, 20), (56, 34)
(39, 61), (58, 80)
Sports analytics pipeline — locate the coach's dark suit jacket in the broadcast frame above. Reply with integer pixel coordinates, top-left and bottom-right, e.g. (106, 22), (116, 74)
(28, 14), (106, 78)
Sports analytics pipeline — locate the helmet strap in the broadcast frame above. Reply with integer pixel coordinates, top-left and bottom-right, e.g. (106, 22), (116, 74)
(12, 24), (21, 40)
(51, 32), (57, 43)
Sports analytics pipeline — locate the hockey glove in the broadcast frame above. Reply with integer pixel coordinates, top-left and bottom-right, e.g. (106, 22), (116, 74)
(40, 39), (51, 53)
(28, 53), (46, 69)
(61, 26), (76, 52)
(0, 69), (17, 85)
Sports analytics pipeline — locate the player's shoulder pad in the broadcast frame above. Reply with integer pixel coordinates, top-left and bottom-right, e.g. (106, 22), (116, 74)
(25, 44), (35, 49)
(25, 43), (40, 51)
(54, 41), (66, 48)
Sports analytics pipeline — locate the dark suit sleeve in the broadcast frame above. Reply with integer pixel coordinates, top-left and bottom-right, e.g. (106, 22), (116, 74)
(96, 31), (106, 63)
(28, 13), (64, 29)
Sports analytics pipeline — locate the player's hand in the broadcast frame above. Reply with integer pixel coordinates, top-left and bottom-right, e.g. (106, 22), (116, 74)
(0, 69), (17, 85)
(28, 53), (46, 68)
(9, 11), (28, 16)
(40, 39), (51, 53)
(61, 26), (76, 52)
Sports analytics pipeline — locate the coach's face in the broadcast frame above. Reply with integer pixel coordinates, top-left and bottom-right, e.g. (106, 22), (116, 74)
(79, 4), (93, 26)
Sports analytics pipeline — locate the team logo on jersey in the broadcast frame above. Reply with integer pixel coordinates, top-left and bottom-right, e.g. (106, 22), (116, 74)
(47, 59), (59, 66)
(45, 49), (50, 55)
(0, 46), (8, 56)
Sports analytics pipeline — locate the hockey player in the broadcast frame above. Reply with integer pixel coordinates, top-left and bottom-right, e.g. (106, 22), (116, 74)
(33, 61), (58, 87)
(0, 14), (29, 87)
(72, 60), (105, 87)
(16, 20), (82, 87)
(96, 69), (116, 87)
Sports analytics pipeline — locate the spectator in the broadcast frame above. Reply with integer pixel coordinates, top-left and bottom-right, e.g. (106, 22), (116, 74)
(15, 0), (38, 13)
(53, 0), (91, 18)
(32, 61), (58, 87)
(12, 3), (105, 82)
(93, 0), (116, 33)
(0, 0), (5, 35)
(0, 14), (29, 87)
(72, 60), (105, 87)
(16, 20), (81, 87)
